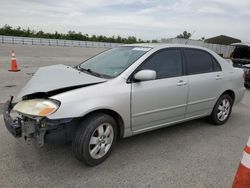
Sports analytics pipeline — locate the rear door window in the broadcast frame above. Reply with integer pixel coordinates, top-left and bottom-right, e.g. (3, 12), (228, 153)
(212, 57), (222, 72)
(184, 49), (214, 75)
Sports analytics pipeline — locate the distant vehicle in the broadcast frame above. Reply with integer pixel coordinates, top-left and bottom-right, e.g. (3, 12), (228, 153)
(3, 44), (245, 166)
(231, 43), (250, 87)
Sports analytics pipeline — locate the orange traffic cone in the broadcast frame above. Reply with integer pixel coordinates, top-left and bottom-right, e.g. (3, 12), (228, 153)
(8, 50), (20, 72)
(232, 137), (250, 188)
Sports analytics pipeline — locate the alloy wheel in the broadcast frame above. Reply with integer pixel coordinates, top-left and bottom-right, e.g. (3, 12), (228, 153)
(217, 98), (231, 121)
(89, 123), (114, 159)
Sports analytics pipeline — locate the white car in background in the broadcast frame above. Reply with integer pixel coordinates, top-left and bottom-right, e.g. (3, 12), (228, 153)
(4, 44), (245, 166)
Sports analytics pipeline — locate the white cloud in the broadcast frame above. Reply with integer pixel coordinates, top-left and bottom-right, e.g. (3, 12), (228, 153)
(0, 0), (250, 41)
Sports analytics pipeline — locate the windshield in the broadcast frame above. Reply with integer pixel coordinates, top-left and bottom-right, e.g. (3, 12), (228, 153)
(77, 46), (151, 78)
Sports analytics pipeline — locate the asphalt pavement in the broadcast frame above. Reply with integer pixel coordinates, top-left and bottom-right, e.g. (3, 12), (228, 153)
(0, 43), (250, 188)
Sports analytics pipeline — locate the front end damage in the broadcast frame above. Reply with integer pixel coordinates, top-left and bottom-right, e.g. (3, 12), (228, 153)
(3, 64), (108, 146)
(3, 97), (76, 146)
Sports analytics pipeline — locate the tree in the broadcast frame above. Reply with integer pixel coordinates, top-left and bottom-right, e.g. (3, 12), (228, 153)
(0, 25), (149, 44)
(151, 39), (159, 43)
(176, 31), (191, 39)
(200, 36), (205, 41)
(116, 35), (122, 43)
(54, 31), (61, 39)
(36, 30), (44, 38)
(127, 36), (137, 44)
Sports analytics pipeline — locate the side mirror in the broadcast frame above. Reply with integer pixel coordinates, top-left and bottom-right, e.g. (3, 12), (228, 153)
(133, 70), (156, 82)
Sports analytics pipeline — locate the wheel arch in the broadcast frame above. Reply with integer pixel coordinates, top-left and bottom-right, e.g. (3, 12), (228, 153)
(221, 90), (235, 104)
(80, 109), (125, 139)
(209, 89), (235, 125)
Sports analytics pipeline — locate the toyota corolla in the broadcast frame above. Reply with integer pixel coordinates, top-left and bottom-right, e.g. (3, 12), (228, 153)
(3, 44), (245, 166)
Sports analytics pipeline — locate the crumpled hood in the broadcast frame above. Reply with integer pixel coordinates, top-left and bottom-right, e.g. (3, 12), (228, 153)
(17, 64), (107, 99)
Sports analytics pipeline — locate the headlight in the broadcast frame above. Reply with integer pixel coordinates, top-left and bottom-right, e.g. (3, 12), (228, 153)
(13, 99), (60, 117)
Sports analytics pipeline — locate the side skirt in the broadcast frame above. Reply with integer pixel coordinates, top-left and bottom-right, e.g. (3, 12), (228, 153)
(132, 112), (209, 135)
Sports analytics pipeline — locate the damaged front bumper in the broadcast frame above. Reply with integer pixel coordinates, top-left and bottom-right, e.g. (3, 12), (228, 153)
(3, 98), (76, 146)
(3, 100), (22, 137)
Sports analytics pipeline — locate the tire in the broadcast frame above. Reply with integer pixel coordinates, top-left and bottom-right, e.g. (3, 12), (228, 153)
(209, 94), (233, 125)
(72, 113), (117, 166)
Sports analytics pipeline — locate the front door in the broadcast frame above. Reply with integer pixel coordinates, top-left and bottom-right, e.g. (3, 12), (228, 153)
(131, 48), (188, 132)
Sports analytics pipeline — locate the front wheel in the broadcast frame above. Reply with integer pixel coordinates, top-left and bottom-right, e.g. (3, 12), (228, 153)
(72, 113), (117, 166)
(209, 94), (233, 125)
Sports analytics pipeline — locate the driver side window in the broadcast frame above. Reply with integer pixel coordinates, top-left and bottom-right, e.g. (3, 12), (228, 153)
(140, 49), (183, 79)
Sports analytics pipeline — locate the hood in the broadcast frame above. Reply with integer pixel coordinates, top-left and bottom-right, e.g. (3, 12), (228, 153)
(17, 64), (107, 99)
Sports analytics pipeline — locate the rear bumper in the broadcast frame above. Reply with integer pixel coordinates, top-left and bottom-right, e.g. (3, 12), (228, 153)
(3, 99), (77, 145)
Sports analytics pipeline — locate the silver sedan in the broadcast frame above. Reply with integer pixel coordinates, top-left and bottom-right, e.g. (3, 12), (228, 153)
(3, 44), (245, 166)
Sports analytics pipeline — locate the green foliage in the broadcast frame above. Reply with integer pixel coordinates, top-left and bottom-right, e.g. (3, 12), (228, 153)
(176, 31), (191, 39)
(151, 39), (159, 43)
(200, 36), (205, 41)
(0, 24), (156, 44)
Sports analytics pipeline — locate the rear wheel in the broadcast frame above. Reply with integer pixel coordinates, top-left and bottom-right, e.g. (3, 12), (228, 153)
(72, 113), (117, 166)
(209, 94), (233, 125)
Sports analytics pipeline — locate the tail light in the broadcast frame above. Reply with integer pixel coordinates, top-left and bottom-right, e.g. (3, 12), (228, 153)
(243, 70), (246, 79)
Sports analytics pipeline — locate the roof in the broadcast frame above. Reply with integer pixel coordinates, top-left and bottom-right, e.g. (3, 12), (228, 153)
(204, 35), (241, 45)
(231, 43), (250, 47)
(124, 43), (212, 51)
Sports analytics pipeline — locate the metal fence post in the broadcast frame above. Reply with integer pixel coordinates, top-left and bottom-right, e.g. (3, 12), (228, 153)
(12, 37), (14, 44)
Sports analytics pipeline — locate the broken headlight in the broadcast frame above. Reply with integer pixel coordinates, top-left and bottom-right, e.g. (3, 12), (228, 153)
(13, 99), (60, 117)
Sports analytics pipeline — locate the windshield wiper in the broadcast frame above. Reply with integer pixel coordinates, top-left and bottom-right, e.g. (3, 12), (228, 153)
(79, 67), (100, 76)
(78, 67), (113, 79)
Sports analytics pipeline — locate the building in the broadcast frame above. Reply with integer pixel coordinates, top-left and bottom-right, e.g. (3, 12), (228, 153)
(204, 35), (241, 45)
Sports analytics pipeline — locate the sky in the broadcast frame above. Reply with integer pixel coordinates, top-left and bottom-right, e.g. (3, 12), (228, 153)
(1, 0), (250, 41)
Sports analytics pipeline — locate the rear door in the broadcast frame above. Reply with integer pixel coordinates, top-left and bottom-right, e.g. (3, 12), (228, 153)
(183, 48), (223, 118)
(131, 48), (188, 132)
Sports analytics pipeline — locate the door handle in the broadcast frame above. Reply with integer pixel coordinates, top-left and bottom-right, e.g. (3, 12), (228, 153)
(177, 80), (187, 86)
(215, 75), (223, 80)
